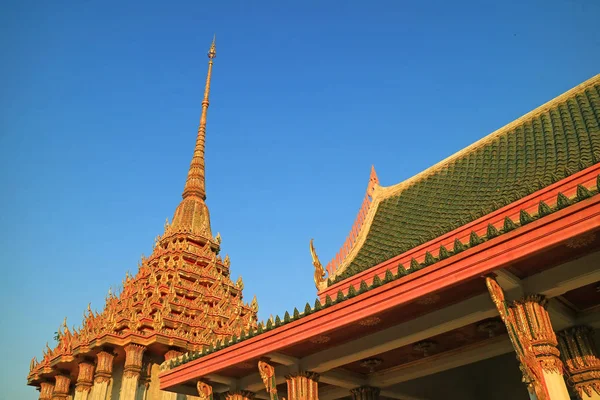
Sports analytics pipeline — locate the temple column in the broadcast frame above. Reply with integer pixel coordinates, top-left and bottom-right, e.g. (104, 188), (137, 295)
(161, 350), (183, 400)
(74, 361), (95, 400)
(558, 326), (600, 400)
(285, 372), (320, 400)
(350, 386), (380, 400)
(137, 361), (153, 400)
(53, 374), (71, 400)
(39, 381), (55, 400)
(90, 350), (115, 400)
(119, 344), (146, 400)
(512, 295), (570, 400)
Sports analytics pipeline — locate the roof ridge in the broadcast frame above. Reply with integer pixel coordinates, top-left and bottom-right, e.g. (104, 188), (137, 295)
(323, 73), (600, 284)
(377, 73), (600, 200)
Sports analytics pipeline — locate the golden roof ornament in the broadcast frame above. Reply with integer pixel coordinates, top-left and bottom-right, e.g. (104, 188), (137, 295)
(310, 239), (327, 290)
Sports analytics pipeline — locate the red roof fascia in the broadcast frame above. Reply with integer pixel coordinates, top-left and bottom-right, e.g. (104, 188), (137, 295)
(159, 195), (600, 390)
(320, 163), (600, 300)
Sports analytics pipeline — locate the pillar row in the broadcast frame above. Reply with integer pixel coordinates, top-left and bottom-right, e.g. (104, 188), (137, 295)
(558, 326), (600, 400)
(350, 386), (380, 400)
(285, 372), (319, 400)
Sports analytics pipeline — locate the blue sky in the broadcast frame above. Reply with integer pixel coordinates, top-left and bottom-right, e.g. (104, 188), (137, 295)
(1, 0), (598, 398)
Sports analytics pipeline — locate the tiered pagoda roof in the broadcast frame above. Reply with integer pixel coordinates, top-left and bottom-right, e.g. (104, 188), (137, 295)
(323, 74), (600, 285)
(27, 37), (258, 385)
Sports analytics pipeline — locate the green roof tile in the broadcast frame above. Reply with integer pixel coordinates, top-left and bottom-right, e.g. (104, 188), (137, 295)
(334, 76), (600, 283)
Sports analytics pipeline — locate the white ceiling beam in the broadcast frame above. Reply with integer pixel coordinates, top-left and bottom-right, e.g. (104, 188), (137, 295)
(266, 352), (300, 366)
(301, 293), (497, 373)
(576, 305), (600, 329)
(319, 368), (368, 389)
(369, 335), (512, 387)
(381, 391), (429, 400)
(523, 252), (600, 297)
(547, 298), (578, 331)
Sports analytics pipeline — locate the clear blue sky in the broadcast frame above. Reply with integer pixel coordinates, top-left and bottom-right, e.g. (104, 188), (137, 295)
(1, 0), (598, 398)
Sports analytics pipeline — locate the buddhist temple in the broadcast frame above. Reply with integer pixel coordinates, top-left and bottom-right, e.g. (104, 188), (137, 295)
(158, 71), (600, 400)
(27, 37), (259, 400)
(27, 38), (600, 400)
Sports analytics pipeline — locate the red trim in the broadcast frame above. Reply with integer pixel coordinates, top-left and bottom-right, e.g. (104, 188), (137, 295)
(159, 195), (600, 390)
(320, 164), (600, 300)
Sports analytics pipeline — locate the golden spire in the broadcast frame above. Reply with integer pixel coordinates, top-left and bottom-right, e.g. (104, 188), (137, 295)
(182, 36), (217, 200)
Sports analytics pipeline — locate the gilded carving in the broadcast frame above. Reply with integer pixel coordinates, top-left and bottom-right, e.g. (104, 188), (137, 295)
(75, 361), (95, 392)
(225, 391), (256, 400)
(285, 372), (320, 400)
(485, 277), (550, 400)
(27, 37), (259, 395)
(258, 361), (278, 396)
(310, 239), (327, 291)
(558, 326), (600, 399)
(197, 381), (213, 400)
(54, 374), (71, 397)
(39, 381), (54, 400)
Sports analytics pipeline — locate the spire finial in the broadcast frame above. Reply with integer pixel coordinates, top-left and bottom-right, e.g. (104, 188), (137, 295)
(182, 37), (217, 200)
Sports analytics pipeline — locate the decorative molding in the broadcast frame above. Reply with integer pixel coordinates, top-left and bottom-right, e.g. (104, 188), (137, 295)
(558, 326), (600, 399)
(197, 381), (214, 400)
(75, 361), (94, 392)
(285, 372), (320, 400)
(350, 386), (381, 400)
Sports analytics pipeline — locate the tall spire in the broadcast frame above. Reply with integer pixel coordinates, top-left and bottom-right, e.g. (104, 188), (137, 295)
(182, 36), (217, 200)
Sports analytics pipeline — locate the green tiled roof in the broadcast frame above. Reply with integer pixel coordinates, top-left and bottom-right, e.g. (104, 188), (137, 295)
(334, 75), (600, 283)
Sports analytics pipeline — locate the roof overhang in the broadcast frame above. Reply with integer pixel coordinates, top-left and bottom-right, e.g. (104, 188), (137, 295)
(159, 193), (600, 392)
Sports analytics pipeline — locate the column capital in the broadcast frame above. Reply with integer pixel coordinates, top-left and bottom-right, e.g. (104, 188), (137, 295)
(225, 390), (256, 400)
(94, 350), (115, 384)
(350, 386), (381, 400)
(39, 381), (54, 400)
(285, 371), (319, 400)
(123, 344), (146, 379)
(512, 294), (563, 374)
(75, 360), (95, 392)
(558, 326), (600, 399)
(53, 374), (71, 399)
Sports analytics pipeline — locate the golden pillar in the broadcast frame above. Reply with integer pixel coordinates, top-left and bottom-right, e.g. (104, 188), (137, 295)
(350, 386), (380, 400)
(91, 350), (115, 400)
(39, 381), (54, 400)
(119, 344), (146, 400)
(74, 361), (95, 400)
(512, 295), (570, 400)
(225, 391), (256, 400)
(53, 374), (71, 400)
(558, 326), (600, 400)
(486, 277), (570, 400)
(285, 372), (320, 400)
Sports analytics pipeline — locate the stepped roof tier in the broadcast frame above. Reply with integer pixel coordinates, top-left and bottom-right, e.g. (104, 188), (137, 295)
(27, 37), (258, 389)
(318, 74), (600, 288)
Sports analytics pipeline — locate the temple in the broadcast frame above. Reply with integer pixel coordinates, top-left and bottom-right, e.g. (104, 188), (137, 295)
(158, 70), (600, 400)
(27, 40), (600, 400)
(27, 37), (259, 400)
